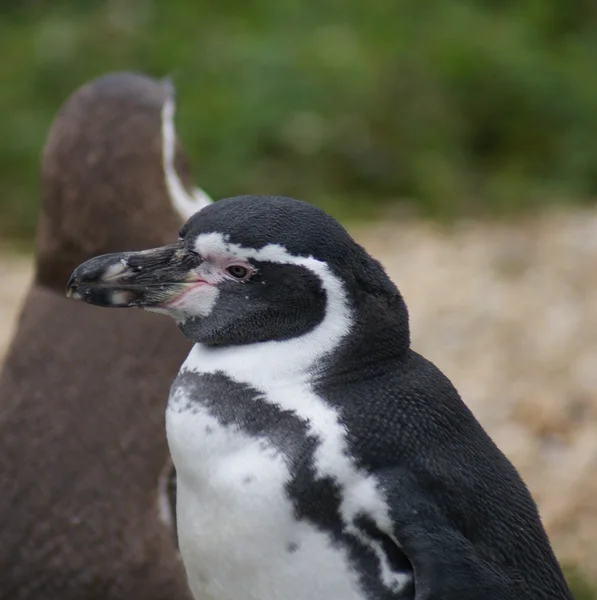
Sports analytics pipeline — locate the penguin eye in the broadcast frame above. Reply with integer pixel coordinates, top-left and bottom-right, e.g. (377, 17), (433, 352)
(226, 265), (251, 280)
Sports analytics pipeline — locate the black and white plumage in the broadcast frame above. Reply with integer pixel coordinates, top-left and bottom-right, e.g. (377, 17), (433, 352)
(67, 195), (573, 600)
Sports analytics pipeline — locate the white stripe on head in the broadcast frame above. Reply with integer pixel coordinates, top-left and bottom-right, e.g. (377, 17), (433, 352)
(161, 96), (212, 222)
(192, 186), (213, 208)
(192, 231), (351, 377)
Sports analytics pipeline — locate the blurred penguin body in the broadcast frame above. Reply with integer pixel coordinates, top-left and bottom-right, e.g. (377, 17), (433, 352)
(0, 72), (207, 599)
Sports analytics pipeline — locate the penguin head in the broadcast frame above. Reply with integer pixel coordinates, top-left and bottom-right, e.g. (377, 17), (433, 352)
(67, 195), (408, 350)
(36, 71), (210, 293)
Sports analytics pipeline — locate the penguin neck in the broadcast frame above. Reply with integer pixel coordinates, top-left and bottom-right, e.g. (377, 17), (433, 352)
(321, 290), (411, 382)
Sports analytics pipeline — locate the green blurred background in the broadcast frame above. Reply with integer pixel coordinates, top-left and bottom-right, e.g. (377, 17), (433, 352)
(2, 3), (597, 596)
(3, 0), (597, 243)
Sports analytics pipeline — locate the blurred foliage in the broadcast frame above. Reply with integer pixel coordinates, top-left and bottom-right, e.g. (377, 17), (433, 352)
(564, 565), (597, 599)
(3, 0), (597, 240)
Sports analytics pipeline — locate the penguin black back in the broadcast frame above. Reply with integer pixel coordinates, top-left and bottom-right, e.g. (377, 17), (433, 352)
(0, 72), (197, 600)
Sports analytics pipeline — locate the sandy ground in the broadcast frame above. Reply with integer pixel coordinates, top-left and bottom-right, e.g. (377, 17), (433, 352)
(2, 208), (597, 579)
(0, 253), (34, 355)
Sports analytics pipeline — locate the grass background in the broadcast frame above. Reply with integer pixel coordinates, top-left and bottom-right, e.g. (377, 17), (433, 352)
(3, 0), (597, 242)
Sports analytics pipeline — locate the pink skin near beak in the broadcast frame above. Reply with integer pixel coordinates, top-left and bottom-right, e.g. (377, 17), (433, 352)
(165, 280), (212, 309)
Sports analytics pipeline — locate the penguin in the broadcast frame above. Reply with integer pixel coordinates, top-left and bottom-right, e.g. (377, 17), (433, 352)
(66, 195), (573, 600)
(0, 72), (208, 599)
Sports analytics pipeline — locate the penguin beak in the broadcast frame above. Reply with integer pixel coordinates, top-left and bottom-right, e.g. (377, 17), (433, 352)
(66, 242), (200, 308)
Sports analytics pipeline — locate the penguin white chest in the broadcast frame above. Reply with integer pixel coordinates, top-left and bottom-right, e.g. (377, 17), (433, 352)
(165, 379), (367, 600)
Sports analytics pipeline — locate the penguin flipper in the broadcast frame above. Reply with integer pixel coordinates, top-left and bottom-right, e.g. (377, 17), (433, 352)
(375, 469), (520, 600)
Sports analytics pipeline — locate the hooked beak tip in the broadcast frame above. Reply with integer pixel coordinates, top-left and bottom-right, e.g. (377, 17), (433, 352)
(64, 253), (136, 307)
(65, 271), (80, 299)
